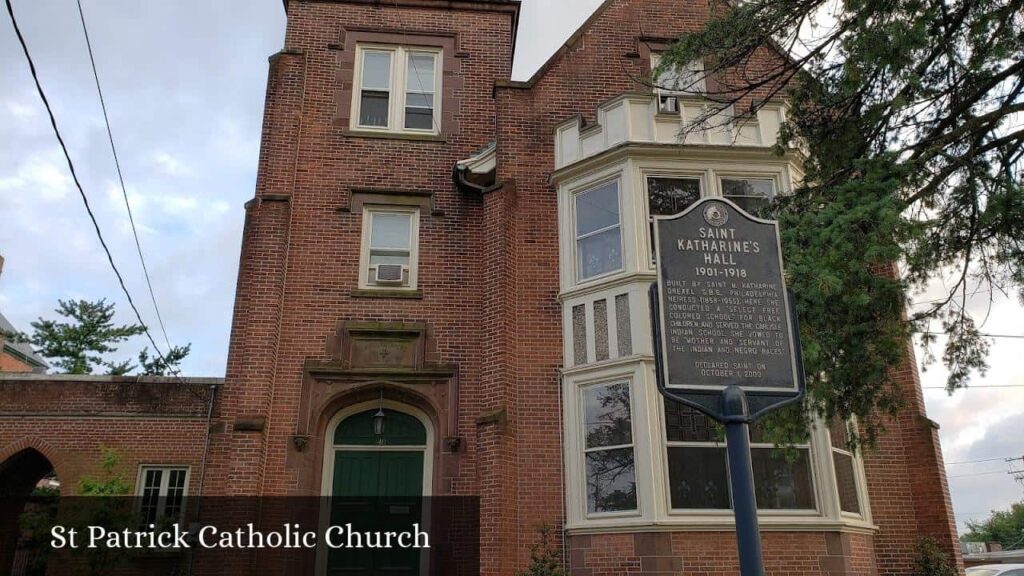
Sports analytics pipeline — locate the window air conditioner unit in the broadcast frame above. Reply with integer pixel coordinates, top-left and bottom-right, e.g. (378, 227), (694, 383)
(374, 264), (406, 285)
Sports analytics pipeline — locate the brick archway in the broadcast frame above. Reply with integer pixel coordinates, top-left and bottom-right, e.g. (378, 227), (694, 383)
(0, 440), (61, 575)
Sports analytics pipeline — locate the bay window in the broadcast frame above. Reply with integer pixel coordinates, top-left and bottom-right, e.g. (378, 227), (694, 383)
(720, 177), (776, 214)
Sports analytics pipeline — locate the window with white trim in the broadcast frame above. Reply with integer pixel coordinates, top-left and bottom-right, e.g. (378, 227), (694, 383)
(664, 401), (816, 512)
(651, 53), (705, 114)
(647, 175), (702, 262)
(353, 45), (442, 135)
(575, 180), (623, 282)
(137, 466), (188, 526)
(721, 177), (776, 214)
(582, 382), (637, 515)
(360, 206), (420, 290)
(829, 420), (864, 516)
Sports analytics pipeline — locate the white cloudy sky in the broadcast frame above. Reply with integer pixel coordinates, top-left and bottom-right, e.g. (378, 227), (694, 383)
(1, 0), (1021, 533)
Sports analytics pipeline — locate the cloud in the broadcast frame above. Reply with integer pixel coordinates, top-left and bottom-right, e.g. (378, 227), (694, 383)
(150, 151), (196, 178)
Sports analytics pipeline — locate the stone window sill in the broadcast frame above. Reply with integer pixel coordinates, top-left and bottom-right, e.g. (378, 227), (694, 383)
(342, 129), (446, 143)
(351, 289), (423, 300)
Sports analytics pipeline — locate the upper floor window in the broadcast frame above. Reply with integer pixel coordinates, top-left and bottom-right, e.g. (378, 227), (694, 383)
(647, 176), (702, 262)
(721, 177), (775, 214)
(360, 206), (420, 290)
(575, 180), (623, 282)
(137, 466), (188, 526)
(651, 53), (705, 114)
(353, 45), (441, 135)
(664, 401), (816, 512)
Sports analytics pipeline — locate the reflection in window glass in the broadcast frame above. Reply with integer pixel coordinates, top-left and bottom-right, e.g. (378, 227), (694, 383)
(648, 177), (701, 217)
(360, 51), (392, 127)
(582, 383), (636, 514)
(575, 182), (622, 281)
(664, 401), (816, 511)
(830, 419), (862, 515)
(721, 178), (775, 214)
(405, 52), (436, 130)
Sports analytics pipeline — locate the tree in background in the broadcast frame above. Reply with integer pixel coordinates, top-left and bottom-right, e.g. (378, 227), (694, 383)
(656, 0), (1023, 444)
(4, 298), (190, 376)
(963, 502), (1024, 550)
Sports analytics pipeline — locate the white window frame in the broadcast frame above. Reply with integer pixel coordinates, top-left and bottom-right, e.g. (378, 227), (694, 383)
(135, 465), (190, 526)
(572, 177), (625, 285)
(643, 171), (705, 266)
(828, 420), (869, 520)
(351, 44), (443, 136)
(358, 205), (421, 291)
(579, 379), (640, 519)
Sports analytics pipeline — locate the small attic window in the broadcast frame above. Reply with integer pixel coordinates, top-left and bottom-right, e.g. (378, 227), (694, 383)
(650, 53), (705, 114)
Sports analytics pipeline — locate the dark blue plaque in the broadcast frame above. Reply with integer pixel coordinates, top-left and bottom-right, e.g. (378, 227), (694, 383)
(650, 197), (804, 420)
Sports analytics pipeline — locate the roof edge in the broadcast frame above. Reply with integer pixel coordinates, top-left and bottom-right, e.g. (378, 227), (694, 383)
(0, 373), (225, 385)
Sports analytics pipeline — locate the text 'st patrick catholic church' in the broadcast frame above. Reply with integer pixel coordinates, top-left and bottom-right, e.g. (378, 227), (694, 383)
(0, 0), (963, 574)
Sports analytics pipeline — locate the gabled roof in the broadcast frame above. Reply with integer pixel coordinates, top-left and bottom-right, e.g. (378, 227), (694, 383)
(0, 310), (48, 371)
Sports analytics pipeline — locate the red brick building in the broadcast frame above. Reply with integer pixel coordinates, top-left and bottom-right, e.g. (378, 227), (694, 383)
(0, 1), (963, 574)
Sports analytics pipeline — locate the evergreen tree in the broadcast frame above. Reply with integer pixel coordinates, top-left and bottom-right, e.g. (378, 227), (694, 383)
(656, 0), (1023, 444)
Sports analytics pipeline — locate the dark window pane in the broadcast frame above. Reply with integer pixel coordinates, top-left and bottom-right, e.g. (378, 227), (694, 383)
(751, 448), (816, 510)
(829, 420), (853, 451)
(833, 451), (861, 514)
(405, 107), (433, 130)
(648, 177), (701, 216)
(583, 382), (632, 449)
(722, 178), (774, 215)
(667, 446), (730, 509)
(586, 447), (637, 513)
(359, 91), (389, 127)
(665, 400), (722, 442)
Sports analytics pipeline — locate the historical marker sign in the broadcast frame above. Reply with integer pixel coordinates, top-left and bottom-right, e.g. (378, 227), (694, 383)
(651, 197), (803, 419)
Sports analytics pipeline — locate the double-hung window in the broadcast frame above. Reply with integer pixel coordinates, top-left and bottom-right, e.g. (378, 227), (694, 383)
(354, 45), (441, 135)
(664, 401), (816, 512)
(138, 466), (188, 526)
(575, 180), (623, 282)
(360, 206), (419, 290)
(582, 382), (638, 515)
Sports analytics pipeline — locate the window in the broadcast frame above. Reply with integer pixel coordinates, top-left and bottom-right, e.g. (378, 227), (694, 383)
(829, 420), (863, 515)
(575, 181), (623, 282)
(582, 382), (637, 514)
(138, 467), (188, 526)
(353, 45), (441, 135)
(664, 401), (816, 511)
(647, 176), (702, 262)
(651, 54), (705, 114)
(360, 206), (419, 289)
(721, 177), (775, 214)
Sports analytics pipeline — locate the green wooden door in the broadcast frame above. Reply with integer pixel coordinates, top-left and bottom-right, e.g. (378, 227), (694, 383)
(328, 409), (427, 576)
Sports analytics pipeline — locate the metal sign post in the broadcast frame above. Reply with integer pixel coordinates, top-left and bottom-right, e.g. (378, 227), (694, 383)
(649, 197), (806, 576)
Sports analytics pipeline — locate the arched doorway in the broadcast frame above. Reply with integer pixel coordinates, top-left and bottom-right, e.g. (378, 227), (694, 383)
(0, 448), (60, 576)
(321, 401), (433, 575)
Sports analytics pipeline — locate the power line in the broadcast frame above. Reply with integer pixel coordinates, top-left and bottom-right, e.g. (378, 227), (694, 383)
(917, 331), (1024, 340)
(946, 456), (1018, 466)
(75, 0), (172, 352)
(948, 470), (1014, 479)
(923, 384), (1024, 390)
(4, 0), (166, 362)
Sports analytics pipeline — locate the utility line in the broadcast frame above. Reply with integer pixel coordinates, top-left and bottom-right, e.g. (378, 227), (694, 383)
(947, 456), (1019, 465)
(75, 0), (172, 352)
(923, 385), (1024, 390)
(917, 331), (1024, 340)
(4, 0), (166, 363)
(948, 470), (1014, 479)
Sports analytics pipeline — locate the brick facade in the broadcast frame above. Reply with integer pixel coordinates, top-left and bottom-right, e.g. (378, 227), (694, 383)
(0, 1), (962, 574)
